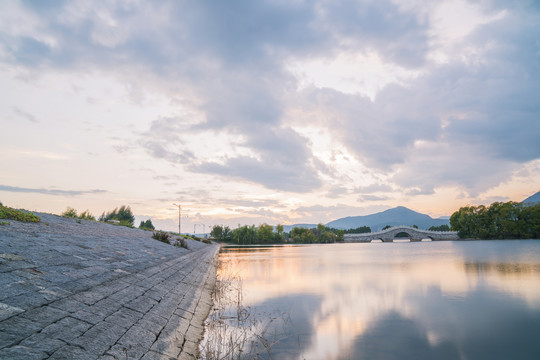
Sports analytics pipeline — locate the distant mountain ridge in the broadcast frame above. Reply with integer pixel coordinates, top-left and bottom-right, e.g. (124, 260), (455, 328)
(522, 190), (540, 204)
(283, 206), (450, 232)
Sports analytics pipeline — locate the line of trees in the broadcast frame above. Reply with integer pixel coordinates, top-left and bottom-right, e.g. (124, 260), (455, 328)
(290, 224), (344, 243)
(342, 226), (371, 234)
(211, 224), (284, 244)
(429, 224), (450, 231)
(450, 201), (540, 239)
(210, 223), (348, 244)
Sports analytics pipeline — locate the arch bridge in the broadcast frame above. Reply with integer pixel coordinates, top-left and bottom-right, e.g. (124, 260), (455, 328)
(343, 226), (460, 243)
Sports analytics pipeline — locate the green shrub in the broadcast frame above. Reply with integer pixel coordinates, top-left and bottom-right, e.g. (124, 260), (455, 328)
(99, 205), (135, 227)
(0, 204), (40, 223)
(62, 207), (78, 218)
(79, 210), (95, 221)
(152, 231), (171, 244)
(139, 219), (155, 230)
(62, 207), (95, 221)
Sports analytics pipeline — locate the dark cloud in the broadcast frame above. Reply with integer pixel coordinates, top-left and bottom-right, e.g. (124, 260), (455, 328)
(12, 107), (37, 123)
(321, 0), (430, 68)
(195, 153), (320, 193)
(180, 0), (324, 66)
(358, 194), (390, 201)
(0, 185), (107, 196)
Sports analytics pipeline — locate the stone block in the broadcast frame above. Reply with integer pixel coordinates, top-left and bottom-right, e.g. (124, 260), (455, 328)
(40, 316), (92, 342)
(0, 345), (48, 360)
(104, 307), (143, 330)
(20, 332), (66, 356)
(49, 344), (98, 360)
(20, 305), (68, 328)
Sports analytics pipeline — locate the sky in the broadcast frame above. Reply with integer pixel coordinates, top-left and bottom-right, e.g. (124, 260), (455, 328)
(1, 0), (539, 233)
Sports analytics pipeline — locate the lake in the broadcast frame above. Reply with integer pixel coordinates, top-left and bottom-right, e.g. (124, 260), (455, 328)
(200, 240), (540, 359)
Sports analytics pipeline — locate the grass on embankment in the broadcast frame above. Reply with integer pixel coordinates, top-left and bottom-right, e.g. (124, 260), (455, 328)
(0, 202), (40, 223)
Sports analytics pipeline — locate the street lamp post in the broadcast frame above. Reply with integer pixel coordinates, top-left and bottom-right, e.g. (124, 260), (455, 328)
(172, 203), (181, 234)
(194, 223), (205, 235)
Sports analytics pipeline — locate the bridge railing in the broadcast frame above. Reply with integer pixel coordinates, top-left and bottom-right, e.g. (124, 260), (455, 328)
(344, 225), (457, 237)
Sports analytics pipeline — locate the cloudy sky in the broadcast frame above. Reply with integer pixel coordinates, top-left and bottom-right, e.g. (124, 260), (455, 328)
(1, 0), (539, 232)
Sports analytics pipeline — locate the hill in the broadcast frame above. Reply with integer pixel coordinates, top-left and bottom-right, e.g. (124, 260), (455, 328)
(522, 190), (540, 204)
(284, 206), (450, 232)
(326, 206), (449, 231)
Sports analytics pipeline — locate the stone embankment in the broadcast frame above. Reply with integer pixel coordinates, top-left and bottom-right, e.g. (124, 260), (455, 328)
(0, 212), (219, 359)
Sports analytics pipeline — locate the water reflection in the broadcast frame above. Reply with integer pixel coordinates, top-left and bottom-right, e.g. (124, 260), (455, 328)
(214, 241), (540, 359)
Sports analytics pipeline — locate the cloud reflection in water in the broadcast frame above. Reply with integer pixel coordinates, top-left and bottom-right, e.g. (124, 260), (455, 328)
(218, 241), (540, 359)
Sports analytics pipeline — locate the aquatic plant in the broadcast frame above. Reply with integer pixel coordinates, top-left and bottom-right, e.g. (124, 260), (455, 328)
(199, 260), (291, 359)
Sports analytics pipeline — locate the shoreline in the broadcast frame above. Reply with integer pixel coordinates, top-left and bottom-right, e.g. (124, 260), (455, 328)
(0, 212), (219, 359)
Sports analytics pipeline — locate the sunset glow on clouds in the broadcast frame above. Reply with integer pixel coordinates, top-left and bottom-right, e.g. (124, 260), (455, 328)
(1, 0), (539, 231)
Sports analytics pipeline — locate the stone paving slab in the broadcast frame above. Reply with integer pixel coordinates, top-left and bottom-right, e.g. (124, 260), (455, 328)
(0, 212), (219, 359)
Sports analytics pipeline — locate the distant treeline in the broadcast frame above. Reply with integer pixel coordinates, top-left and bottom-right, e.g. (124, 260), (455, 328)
(428, 225), (450, 231)
(450, 201), (540, 239)
(342, 226), (371, 234)
(211, 224), (373, 244)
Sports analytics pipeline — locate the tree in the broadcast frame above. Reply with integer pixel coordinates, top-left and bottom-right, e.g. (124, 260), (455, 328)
(429, 224), (450, 232)
(62, 207), (95, 220)
(210, 225), (232, 242)
(275, 224), (284, 239)
(139, 219), (155, 230)
(382, 225), (391, 230)
(62, 207), (78, 218)
(450, 201), (540, 239)
(78, 210), (95, 221)
(210, 225), (223, 240)
(99, 205), (135, 227)
(258, 223), (275, 244)
(290, 225), (341, 244)
(232, 225), (258, 244)
(344, 226), (371, 234)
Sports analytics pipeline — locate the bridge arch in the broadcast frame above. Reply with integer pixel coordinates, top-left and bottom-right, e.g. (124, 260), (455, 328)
(392, 230), (420, 242)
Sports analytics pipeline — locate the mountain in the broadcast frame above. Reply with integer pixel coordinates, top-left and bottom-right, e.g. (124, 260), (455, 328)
(284, 206), (450, 232)
(325, 206), (450, 231)
(522, 190), (540, 204)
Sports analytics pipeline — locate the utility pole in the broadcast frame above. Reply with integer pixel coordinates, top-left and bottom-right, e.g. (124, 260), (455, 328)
(172, 203), (181, 234)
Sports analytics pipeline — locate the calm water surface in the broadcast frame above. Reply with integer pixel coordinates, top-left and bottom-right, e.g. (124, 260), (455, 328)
(210, 240), (540, 359)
